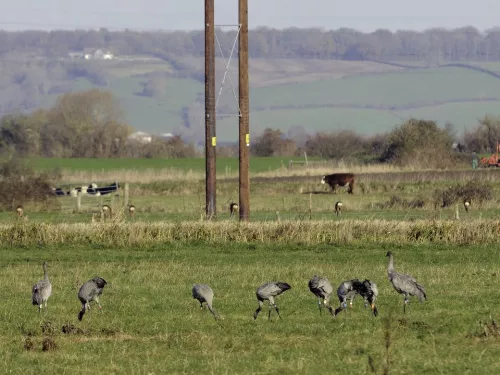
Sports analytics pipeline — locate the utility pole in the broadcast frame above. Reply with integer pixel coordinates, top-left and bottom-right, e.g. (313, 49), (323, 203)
(205, 0), (216, 219)
(238, 0), (250, 221)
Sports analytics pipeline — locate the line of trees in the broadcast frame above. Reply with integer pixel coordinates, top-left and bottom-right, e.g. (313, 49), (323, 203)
(1, 88), (499, 169)
(1, 26), (500, 62)
(0, 89), (196, 158)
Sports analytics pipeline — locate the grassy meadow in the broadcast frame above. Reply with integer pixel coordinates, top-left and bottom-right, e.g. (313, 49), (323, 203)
(2, 229), (500, 374)
(2, 158), (500, 374)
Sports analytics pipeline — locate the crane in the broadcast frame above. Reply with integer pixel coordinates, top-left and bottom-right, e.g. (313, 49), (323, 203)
(386, 251), (426, 313)
(253, 281), (291, 320)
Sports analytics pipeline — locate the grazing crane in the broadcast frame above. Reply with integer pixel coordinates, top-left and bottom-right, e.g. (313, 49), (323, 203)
(386, 251), (426, 313)
(128, 204), (136, 218)
(254, 281), (291, 320)
(334, 279), (379, 317)
(334, 201), (343, 216)
(192, 284), (220, 319)
(464, 199), (471, 213)
(308, 275), (334, 315)
(101, 205), (112, 220)
(32, 262), (52, 313)
(78, 277), (107, 321)
(229, 202), (239, 217)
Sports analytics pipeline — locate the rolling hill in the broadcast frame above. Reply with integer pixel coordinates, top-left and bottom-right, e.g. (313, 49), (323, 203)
(25, 58), (500, 142)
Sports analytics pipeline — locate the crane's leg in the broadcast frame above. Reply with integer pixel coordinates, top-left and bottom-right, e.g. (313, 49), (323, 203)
(38, 304), (42, 313)
(267, 300), (274, 320)
(253, 300), (263, 320)
(317, 298), (323, 315)
(274, 304), (282, 320)
(199, 302), (204, 310)
(403, 296), (409, 314)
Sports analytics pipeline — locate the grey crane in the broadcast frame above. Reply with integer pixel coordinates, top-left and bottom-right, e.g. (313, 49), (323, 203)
(334, 279), (379, 317)
(334, 201), (343, 216)
(32, 261), (52, 313)
(192, 283), (220, 319)
(253, 281), (291, 320)
(386, 251), (426, 313)
(78, 277), (107, 321)
(308, 275), (334, 316)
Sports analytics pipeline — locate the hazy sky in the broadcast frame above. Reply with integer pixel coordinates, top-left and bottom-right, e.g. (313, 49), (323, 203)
(1, 0), (499, 33)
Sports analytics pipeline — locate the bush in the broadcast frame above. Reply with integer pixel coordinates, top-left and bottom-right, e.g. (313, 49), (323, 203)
(380, 119), (454, 168)
(433, 181), (492, 208)
(376, 195), (426, 209)
(0, 159), (58, 211)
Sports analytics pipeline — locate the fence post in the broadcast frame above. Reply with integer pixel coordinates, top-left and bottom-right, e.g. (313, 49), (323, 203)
(309, 193), (312, 220)
(124, 183), (129, 207)
(455, 204), (460, 220)
(76, 191), (82, 213)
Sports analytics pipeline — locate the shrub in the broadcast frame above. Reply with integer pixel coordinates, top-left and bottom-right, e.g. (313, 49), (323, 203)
(380, 119), (454, 169)
(0, 159), (58, 211)
(433, 181), (492, 208)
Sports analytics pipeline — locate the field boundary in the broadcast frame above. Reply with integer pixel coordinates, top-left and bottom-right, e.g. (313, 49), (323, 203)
(3, 219), (500, 246)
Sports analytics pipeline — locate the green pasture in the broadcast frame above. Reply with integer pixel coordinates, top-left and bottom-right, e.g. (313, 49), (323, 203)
(28, 156), (315, 174)
(6, 175), (500, 224)
(237, 67), (500, 109)
(1, 241), (500, 374)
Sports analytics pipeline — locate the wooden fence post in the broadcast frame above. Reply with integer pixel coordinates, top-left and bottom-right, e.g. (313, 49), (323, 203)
(309, 193), (312, 220)
(124, 183), (129, 207)
(76, 191), (82, 213)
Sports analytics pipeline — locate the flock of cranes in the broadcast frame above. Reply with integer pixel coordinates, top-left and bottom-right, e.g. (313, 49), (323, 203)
(31, 263), (107, 321)
(194, 251), (426, 320)
(30, 252), (426, 322)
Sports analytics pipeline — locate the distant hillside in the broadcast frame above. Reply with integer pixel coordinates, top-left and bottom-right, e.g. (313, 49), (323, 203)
(3, 56), (500, 143)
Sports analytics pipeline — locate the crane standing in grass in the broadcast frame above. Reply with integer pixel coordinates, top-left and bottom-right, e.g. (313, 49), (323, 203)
(308, 275), (334, 316)
(78, 277), (108, 321)
(334, 279), (379, 317)
(32, 262), (52, 313)
(192, 284), (220, 319)
(334, 201), (343, 216)
(253, 281), (291, 320)
(386, 251), (426, 313)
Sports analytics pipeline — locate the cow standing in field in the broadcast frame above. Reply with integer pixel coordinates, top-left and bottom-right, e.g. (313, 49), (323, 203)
(321, 173), (355, 194)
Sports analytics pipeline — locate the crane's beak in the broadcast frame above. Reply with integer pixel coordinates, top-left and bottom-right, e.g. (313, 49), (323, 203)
(371, 304), (375, 310)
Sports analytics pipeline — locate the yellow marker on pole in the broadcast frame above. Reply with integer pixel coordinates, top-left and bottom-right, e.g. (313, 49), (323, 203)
(212, 137), (216, 146)
(245, 133), (250, 146)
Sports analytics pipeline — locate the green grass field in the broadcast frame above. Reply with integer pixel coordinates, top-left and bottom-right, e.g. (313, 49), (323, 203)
(2, 155), (500, 373)
(2, 240), (500, 374)
(28, 156), (316, 174)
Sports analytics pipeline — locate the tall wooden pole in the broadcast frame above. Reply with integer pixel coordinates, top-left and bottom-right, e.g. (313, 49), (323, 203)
(238, 0), (250, 221)
(205, 0), (216, 219)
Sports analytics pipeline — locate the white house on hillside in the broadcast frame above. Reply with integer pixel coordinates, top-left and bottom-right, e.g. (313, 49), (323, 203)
(128, 131), (152, 144)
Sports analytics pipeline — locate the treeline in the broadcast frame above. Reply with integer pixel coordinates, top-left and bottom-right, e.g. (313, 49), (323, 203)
(2, 26), (500, 62)
(0, 89), (196, 159)
(1, 89), (499, 168)
(246, 116), (500, 169)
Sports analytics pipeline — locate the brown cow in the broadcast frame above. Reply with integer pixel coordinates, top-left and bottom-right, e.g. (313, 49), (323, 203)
(321, 173), (355, 194)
